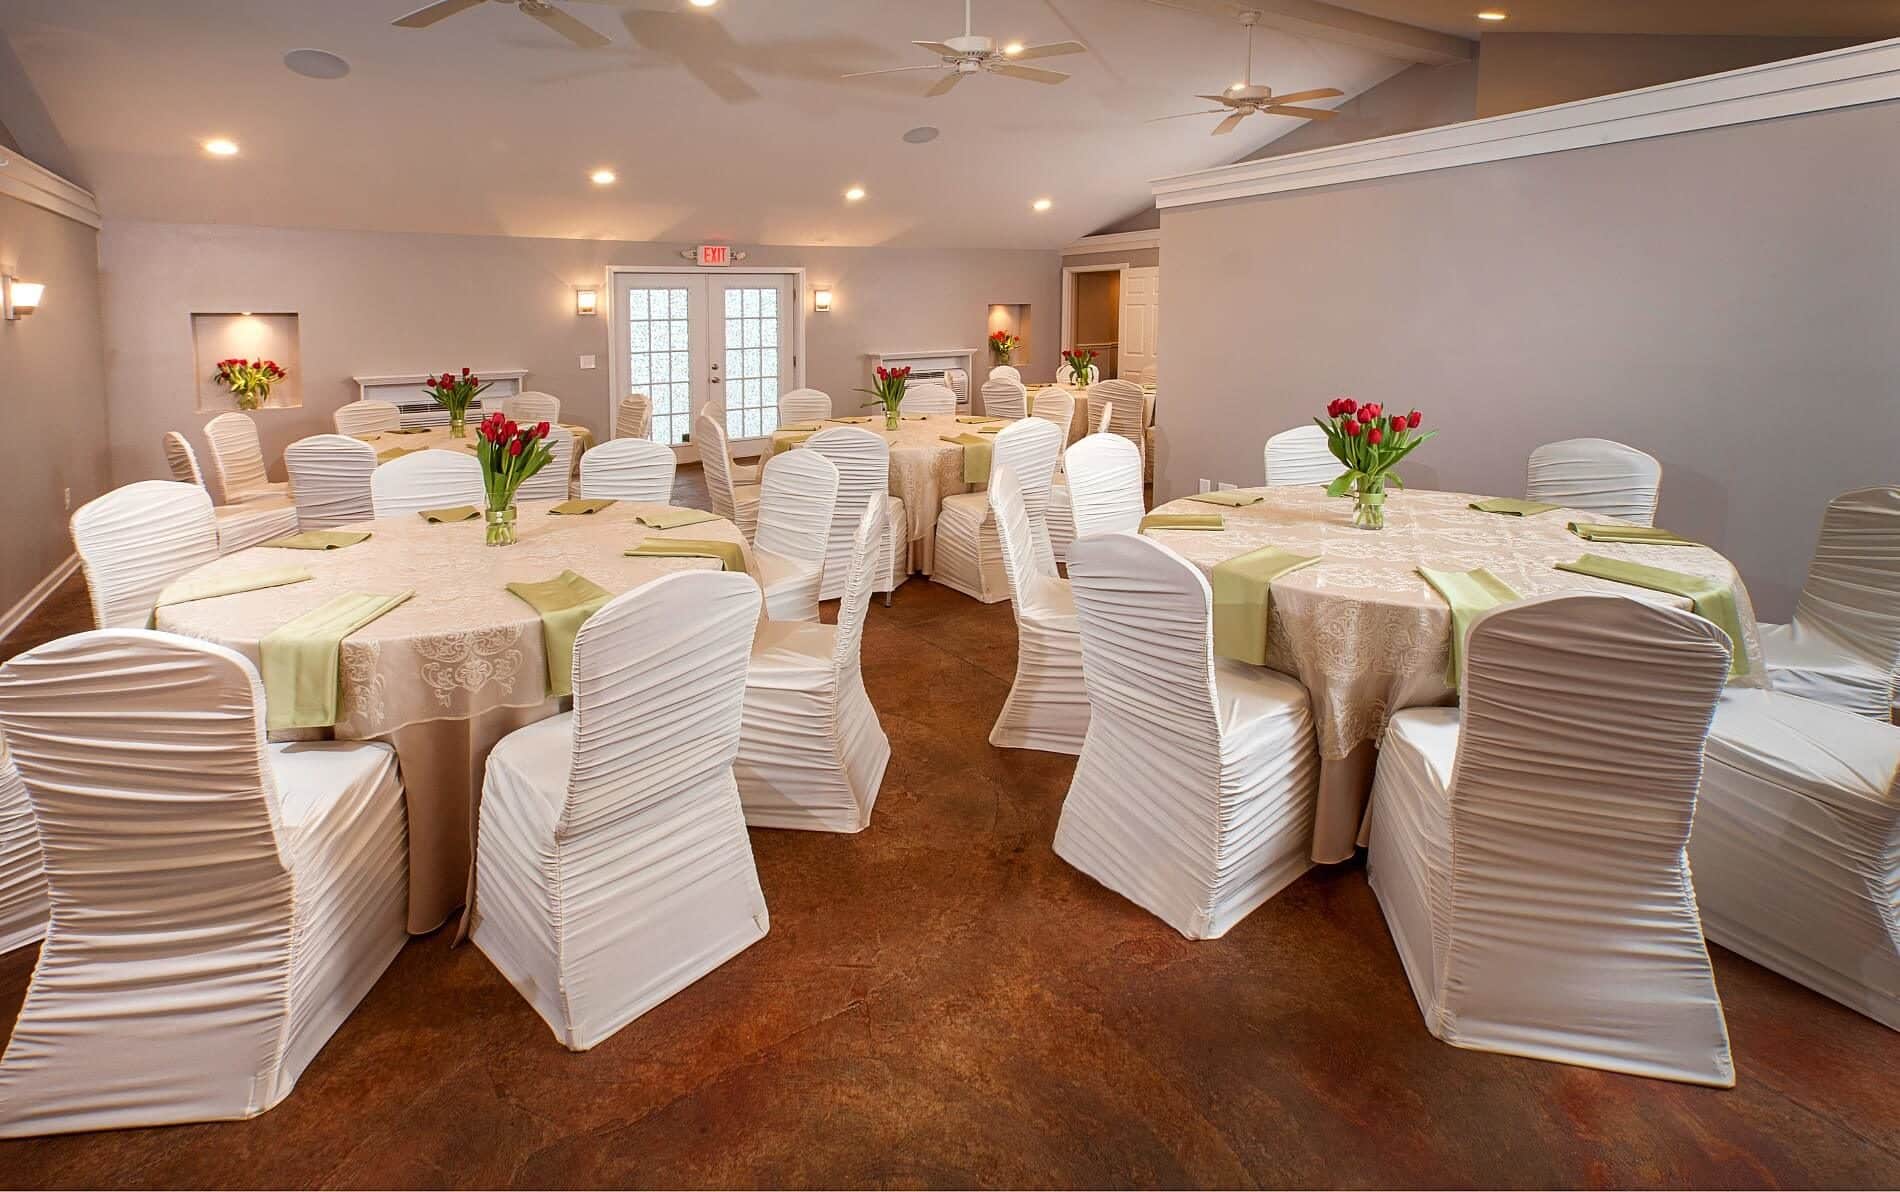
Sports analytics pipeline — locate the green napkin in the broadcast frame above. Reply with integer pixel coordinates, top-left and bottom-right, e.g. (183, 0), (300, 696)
(1470, 497), (1560, 517)
(772, 431), (814, 453)
(1211, 547), (1317, 665)
(1568, 522), (1699, 547)
(956, 415), (1002, 425)
(420, 505), (479, 523)
(1555, 554), (1749, 676)
(901, 414), (929, 421)
(376, 446), (421, 463)
(626, 538), (747, 572)
(550, 498), (616, 516)
(263, 530), (372, 551)
(260, 591), (414, 730)
(505, 570), (611, 697)
(387, 426), (432, 435)
(1189, 491), (1264, 508)
(354, 434), (382, 442)
(1140, 513), (1225, 532)
(1418, 566), (1522, 685)
(152, 567), (313, 623)
(941, 434), (992, 485)
(830, 415), (875, 425)
(636, 507), (720, 530)
(978, 425), (1003, 435)
(1025, 394), (1037, 417)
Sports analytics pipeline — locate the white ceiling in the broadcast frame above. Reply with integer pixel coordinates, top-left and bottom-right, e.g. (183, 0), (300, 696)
(0, 0), (1416, 249)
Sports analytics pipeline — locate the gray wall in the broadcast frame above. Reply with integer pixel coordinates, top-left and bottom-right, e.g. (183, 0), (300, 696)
(1476, 34), (1862, 117)
(1157, 97), (1900, 620)
(1240, 60), (1479, 163)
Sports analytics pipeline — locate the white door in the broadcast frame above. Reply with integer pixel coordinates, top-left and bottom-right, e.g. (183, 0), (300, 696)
(1119, 266), (1159, 382)
(711, 274), (795, 450)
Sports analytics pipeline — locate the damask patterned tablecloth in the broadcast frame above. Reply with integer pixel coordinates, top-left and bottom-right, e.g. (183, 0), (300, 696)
(1144, 486), (1767, 862)
(155, 499), (747, 932)
(353, 423), (596, 476)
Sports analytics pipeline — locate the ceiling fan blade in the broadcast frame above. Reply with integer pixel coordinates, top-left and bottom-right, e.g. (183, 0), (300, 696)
(1266, 104), (1337, 119)
(1009, 40), (1087, 61)
(391, 0), (486, 28)
(1212, 110), (1248, 135)
(912, 40), (960, 56)
(990, 63), (1069, 84)
(925, 70), (966, 97)
(525, 4), (612, 48)
(840, 64), (943, 79)
(1265, 87), (1344, 105)
(1195, 93), (1237, 104)
(1144, 109), (1230, 122)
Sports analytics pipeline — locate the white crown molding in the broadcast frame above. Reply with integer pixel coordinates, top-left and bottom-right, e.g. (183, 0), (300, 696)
(1151, 36), (1900, 211)
(0, 150), (100, 229)
(1062, 229), (1162, 256)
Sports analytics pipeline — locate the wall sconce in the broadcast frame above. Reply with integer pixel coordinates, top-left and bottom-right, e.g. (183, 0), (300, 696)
(574, 287), (599, 316)
(813, 287), (833, 313)
(3, 276), (44, 321)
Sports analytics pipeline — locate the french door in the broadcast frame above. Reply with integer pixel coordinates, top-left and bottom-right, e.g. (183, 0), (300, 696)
(614, 271), (796, 452)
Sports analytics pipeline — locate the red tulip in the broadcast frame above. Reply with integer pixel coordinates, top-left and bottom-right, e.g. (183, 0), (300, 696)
(509, 438), (524, 457)
(1367, 426), (1384, 445)
(1338, 398), (1357, 416)
(1345, 419), (1362, 438)
(504, 420), (518, 437)
(461, 367), (471, 376)
(535, 421), (551, 438)
(1408, 410), (1422, 428)
(1391, 414), (1406, 432)
(1361, 402), (1382, 420)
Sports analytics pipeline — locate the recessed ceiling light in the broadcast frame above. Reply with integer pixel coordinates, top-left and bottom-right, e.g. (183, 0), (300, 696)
(1228, 82), (1244, 92)
(1476, 10), (1508, 20)
(688, 0), (718, 6)
(283, 48), (350, 79)
(1003, 42), (1024, 55)
(590, 168), (617, 185)
(203, 138), (239, 157)
(1032, 198), (1052, 212)
(901, 125), (940, 144)
(844, 185), (866, 202)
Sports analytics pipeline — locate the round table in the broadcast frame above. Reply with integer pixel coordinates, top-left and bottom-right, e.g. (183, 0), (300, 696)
(1144, 486), (1767, 863)
(155, 499), (749, 933)
(354, 423), (596, 476)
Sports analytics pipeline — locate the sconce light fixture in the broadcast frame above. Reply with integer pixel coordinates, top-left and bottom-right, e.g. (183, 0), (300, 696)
(2, 276), (43, 320)
(575, 287), (599, 316)
(813, 287), (833, 313)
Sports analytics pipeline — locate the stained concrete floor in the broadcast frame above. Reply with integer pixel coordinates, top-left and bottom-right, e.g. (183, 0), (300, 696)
(1, 468), (1896, 1188)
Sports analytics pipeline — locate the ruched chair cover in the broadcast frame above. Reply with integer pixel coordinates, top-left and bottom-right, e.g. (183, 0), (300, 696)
(1689, 687), (1900, 1029)
(1366, 593), (1735, 1086)
(1038, 387), (1083, 563)
(1524, 437), (1661, 525)
(514, 426), (576, 503)
(987, 464), (1087, 754)
(203, 411), (290, 504)
(1063, 434), (1146, 542)
(734, 502), (891, 833)
(804, 427), (908, 603)
(1090, 400), (1114, 434)
(615, 393), (652, 440)
(578, 437), (677, 503)
(695, 412), (761, 539)
(501, 390), (561, 424)
(897, 383), (957, 416)
(0, 740), (47, 956)
(777, 388), (833, 425)
(933, 419), (1062, 604)
(1055, 533), (1319, 939)
(369, 449), (484, 520)
(698, 400), (761, 487)
(1757, 486), (1900, 721)
(1264, 425), (1341, 487)
(1030, 385), (1075, 442)
(70, 480), (220, 629)
(471, 572), (768, 1051)
(163, 430), (298, 552)
(980, 378), (1027, 420)
(754, 451), (840, 623)
(284, 434), (377, 529)
(1088, 380), (1148, 469)
(332, 400), (401, 436)
(0, 630), (408, 1137)
(162, 430), (205, 488)
(989, 365), (1022, 384)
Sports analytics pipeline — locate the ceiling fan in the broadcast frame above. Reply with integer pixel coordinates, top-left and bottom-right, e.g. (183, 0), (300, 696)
(392, 0), (613, 50)
(1148, 10), (1342, 134)
(841, 0), (1088, 97)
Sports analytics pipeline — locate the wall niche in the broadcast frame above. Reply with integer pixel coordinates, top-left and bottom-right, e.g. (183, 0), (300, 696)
(192, 312), (302, 412)
(987, 303), (1032, 370)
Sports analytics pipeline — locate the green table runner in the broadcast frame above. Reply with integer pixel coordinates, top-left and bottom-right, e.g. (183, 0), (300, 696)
(830, 416), (875, 425)
(505, 570), (611, 697)
(636, 508), (720, 530)
(1555, 554), (1749, 676)
(1140, 513), (1225, 532)
(1188, 491), (1265, 508)
(261, 591), (414, 730)
(941, 434), (992, 485)
(772, 430), (815, 453)
(420, 505), (479, 523)
(1211, 547), (1318, 665)
(626, 538), (747, 572)
(550, 498), (616, 516)
(1470, 497), (1560, 517)
(1568, 522), (1699, 547)
(1418, 566), (1521, 685)
(262, 530), (372, 551)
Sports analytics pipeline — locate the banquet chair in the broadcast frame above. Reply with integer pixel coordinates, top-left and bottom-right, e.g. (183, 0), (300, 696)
(472, 571), (767, 1051)
(754, 451), (840, 623)
(1757, 486), (1900, 721)
(70, 481), (219, 629)
(1030, 385), (1075, 442)
(1063, 434), (1146, 542)
(804, 426), (908, 604)
(615, 392), (652, 440)
(1055, 532), (1318, 939)
(1034, 388), (1083, 561)
(980, 378), (1027, 420)
(514, 426), (575, 503)
(988, 463), (1087, 755)
(284, 434), (377, 529)
(332, 399), (401, 436)
(1689, 687), (1900, 1029)
(0, 740), (46, 957)
(1264, 425), (1341, 487)
(1089, 380), (1148, 469)
(203, 411), (291, 504)
(734, 501), (891, 833)
(989, 365), (1022, 384)
(578, 437), (677, 504)
(0, 629), (408, 1136)
(778, 388), (833, 425)
(695, 412), (760, 539)
(369, 449), (483, 520)
(163, 430), (299, 552)
(934, 419), (1061, 604)
(1525, 437), (1661, 525)
(898, 383), (957, 417)
(697, 401), (760, 487)
(1367, 593), (1735, 1086)
(1091, 401), (1113, 434)
(502, 390), (561, 424)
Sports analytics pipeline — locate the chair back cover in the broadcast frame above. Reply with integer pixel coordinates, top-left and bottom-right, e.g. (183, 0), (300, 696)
(1089, 380), (1147, 460)
(70, 481), (220, 629)
(989, 365), (1022, 384)
(755, 451), (839, 574)
(284, 434), (377, 529)
(694, 412), (745, 524)
(987, 464), (1048, 617)
(0, 737), (47, 956)
(1792, 486), (1900, 689)
(514, 426), (575, 502)
(203, 412), (274, 502)
(579, 437), (676, 503)
(831, 501), (885, 674)
(1525, 437), (1661, 525)
(332, 400), (400, 436)
(805, 427), (892, 603)
(161, 432), (204, 487)
(990, 418), (1063, 576)
(1028, 386), (1075, 442)
(1064, 434), (1146, 541)
(502, 390), (562, 424)
(369, 449), (483, 519)
(1264, 425), (1340, 487)
(615, 393), (653, 440)
(980, 379), (1027, 420)
(777, 388), (833, 425)
(897, 383), (956, 416)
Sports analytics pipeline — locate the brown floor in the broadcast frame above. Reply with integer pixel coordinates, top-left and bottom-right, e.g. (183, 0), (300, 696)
(1, 471), (1897, 1188)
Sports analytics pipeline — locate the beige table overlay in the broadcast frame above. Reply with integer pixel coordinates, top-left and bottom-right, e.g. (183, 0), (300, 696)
(154, 499), (748, 933)
(1144, 486), (1767, 864)
(354, 423), (596, 477)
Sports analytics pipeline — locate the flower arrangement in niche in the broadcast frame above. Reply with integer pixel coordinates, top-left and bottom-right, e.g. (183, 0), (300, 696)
(857, 364), (911, 431)
(213, 358), (287, 411)
(1315, 397), (1433, 530)
(1060, 347), (1096, 386)
(423, 367), (493, 439)
(475, 411), (553, 546)
(988, 329), (1020, 364)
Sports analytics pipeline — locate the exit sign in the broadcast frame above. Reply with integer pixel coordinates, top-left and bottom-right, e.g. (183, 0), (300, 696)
(697, 244), (732, 268)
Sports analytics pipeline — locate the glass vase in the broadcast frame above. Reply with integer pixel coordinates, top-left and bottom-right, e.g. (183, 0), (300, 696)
(449, 411), (467, 439)
(484, 505), (517, 547)
(884, 406), (901, 432)
(1352, 475), (1387, 531)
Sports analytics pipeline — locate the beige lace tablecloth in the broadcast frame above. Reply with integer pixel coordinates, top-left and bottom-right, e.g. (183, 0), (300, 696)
(1146, 486), (1766, 862)
(155, 499), (747, 932)
(353, 423), (596, 476)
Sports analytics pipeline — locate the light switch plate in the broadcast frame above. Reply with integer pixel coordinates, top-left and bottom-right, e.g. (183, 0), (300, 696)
(1219, 482), (1238, 491)
(1198, 478), (1212, 493)
(579, 354), (597, 370)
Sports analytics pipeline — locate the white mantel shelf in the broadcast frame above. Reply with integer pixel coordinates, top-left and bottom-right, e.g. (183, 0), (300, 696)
(1150, 36), (1900, 211)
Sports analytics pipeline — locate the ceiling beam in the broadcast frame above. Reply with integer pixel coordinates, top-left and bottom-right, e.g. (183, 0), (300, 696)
(1142, 0), (1474, 65)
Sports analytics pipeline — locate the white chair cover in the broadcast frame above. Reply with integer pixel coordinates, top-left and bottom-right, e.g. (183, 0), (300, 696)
(694, 412), (760, 539)
(1064, 434), (1146, 541)
(1759, 486), (1900, 721)
(332, 400), (401, 436)
(1039, 388), (1085, 565)
(369, 449), (483, 520)
(285, 434), (377, 529)
(203, 412), (288, 504)
(165, 431), (298, 552)
(1056, 532), (1318, 939)
(1029, 386), (1075, 442)
(1689, 687), (1900, 1030)
(162, 430), (204, 486)
(989, 365), (1022, 384)
(1264, 425), (1341, 487)
(615, 393), (653, 440)
(513, 426), (575, 503)
(897, 383), (956, 416)
(804, 427), (908, 603)
(578, 437), (676, 504)
(980, 378), (1027, 420)
(1088, 380), (1147, 468)
(735, 502), (891, 832)
(1091, 400), (1113, 435)
(777, 388), (833, 425)
(933, 419), (1062, 604)
(754, 450), (840, 623)
(501, 390), (561, 424)
(987, 463), (1087, 754)
(70, 481), (220, 629)
(472, 571), (767, 1050)
(1525, 437), (1662, 525)
(1367, 593), (1734, 1086)
(0, 629), (407, 1136)
(0, 739), (46, 957)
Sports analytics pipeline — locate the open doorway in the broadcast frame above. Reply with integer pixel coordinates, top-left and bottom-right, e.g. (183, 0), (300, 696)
(1061, 263), (1159, 382)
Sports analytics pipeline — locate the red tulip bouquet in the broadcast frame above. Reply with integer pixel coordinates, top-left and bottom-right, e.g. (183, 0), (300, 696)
(475, 412), (553, 546)
(1060, 347), (1097, 387)
(213, 358), (287, 411)
(1315, 398), (1434, 530)
(857, 364), (911, 431)
(423, 367), (493, 439)
(988, 329), (1020, 365)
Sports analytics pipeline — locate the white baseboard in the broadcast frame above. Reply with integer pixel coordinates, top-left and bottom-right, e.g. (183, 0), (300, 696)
(0, 555), (80, 643)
